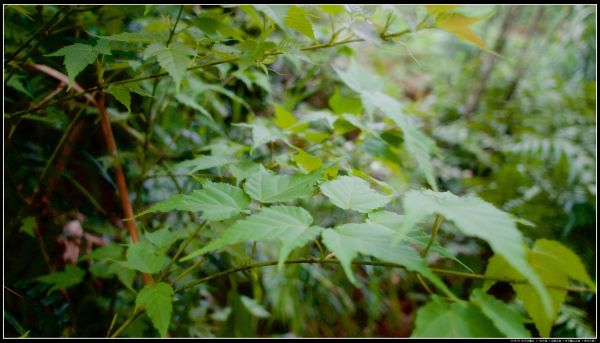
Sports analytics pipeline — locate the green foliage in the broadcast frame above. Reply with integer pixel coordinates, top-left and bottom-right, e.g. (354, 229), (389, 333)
(143, 42), (195, 92)
(320, 176), (390, 213)
(37, 265), (86, 294)
(5, 4), (595, 339)
(483, 239), (596, 337)
(135, 282), (174, 337)
(412, 295), (502, 337)
(137, 181), (250, 221)
(46, 41), (111, 87)
(321, 223), (454, 297)
(243, 167), (322, 203)
(401, 190), (553, 317)
(183, 206), (323, 269)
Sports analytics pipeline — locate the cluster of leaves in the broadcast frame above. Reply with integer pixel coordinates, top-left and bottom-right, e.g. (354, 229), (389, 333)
(4, 5), (596, 338)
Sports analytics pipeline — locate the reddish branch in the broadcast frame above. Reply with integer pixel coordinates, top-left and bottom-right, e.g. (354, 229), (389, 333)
(27, 63), (152, 285)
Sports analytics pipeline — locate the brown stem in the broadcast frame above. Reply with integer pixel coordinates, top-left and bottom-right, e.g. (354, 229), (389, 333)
(96, 93), (153, 286)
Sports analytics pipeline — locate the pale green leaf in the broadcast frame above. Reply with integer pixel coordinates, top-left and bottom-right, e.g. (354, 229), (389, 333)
(401, 190), (552, 320)
(135, 282), (174, 337)
(333, 60), (383, 94)
(240, 296), (271, 318)
(367, 210), (473, 272)
(228, 160), (260, 185)
(19, 216), (36, 237)
(235, 123), (286, 152)
(320, 176), (390, 213)
(243, 167), (322, 203)
(182, 206), (323, 270)
(173, 155), (235, 174)
(412, 295), (502, 337)
(321, 223), (454, 297)
(319, 5), (345, 15)
(106, 85), (131, 112)
(137, 181), (249, 221)
(37, 265), (85, 294)
(285, 6), (317, 42)
(470, 289), (531, 338)
(329, 88), (362, 115)
(119, 241), (169, 274)
(144, 42), (195, 92)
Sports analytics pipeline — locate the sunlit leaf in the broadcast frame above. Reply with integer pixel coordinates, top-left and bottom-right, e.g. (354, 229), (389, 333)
(320, 176), (390, 213)
(243, 166), (322, 203)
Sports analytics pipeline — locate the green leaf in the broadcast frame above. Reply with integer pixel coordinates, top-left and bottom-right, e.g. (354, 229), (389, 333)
(362, 91), (439, 190)
(119, 241), (169, 274)
(321, 223), (454, 297)
(319, 5), (345, 15)
(228, 160), (260, 185)
(19, 216), (36, 237)
(367, 210), (473, 272)
(334, 60), (383, 94)
(81, 244), (124, 261)
(240, 296), (270, 318)
(292, 148), (323, 173)
(483, 239), (595, 337)
(137, 182), (250, 221)
(470, 288), (531, 338)
(235, 123), (286, 152)
(273, 103), (308, 132)
(135, 282), (174, 337)
(285, 6), (317, 42)
(182, 206), (323, 270)
(320, 176), (390, 213)
(434, 12), (488, 50)
(37, 265), (85, 294)
(173, 155), (235, 174)
(106, 85), (131, 112)
(412, 295), (502, 337)
(175, 94), (215, 122)
(401, 189), (553, 320)
(143, 42), (195, 92)
(7, 77), (33, 99)
(46, 41), (111, 87)
(329, 89), (362, 115)
(101, 31), (164, 43)
(243, 167), (322, 203)
(145, 227), (184, 249)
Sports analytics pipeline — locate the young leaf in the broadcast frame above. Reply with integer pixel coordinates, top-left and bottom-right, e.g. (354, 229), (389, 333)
(101, 30), (165, 43)
(401, 189), (553, 320)
(321, 223), (454, 298)
(470, 288), (531, 338)
(106, 85), (131, 112)
(19, 216), (36, 237)
(118, 241), (169, 274)
(36, 265), (85, 294)
(292, 148), (322, 173)
(320, 176), (390, 213)
(136, 181), (250, 221)
(135, 282), (174, 337)
(145, 228), (184, 250)
(243, 167), (322, 203)
(46, 41), (111, 87)
(434, 12), (488, 50)
(285, 6), (317, 43)
(334, 60), (383, 94)
(235, 123), (286, 152)
(181, 206), (323, 270)
(412, 295), (502, 337)
(143, 42), (195, 92)
(483, 239), (595, 337)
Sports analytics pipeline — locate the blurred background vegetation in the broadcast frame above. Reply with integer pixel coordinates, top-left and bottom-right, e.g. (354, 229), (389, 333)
(4, 5), (596, 337)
